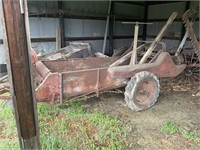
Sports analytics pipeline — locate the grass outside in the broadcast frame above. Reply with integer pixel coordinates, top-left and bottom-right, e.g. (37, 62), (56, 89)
(161, 122), (200, 143)
(0, 100), (132, 150)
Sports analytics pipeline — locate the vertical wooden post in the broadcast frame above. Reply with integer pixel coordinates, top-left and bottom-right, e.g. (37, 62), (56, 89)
(58, 1), (65, 48)
(1, 0), (40, 149)
(142, 2), (148, 41)
(56, 27), (61, 49)
(108, 1), (114, 56)
(130, 23), (139, 65)
(102, 0), (112, 54)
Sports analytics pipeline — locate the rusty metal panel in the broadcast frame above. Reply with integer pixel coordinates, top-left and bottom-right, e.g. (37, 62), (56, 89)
(108, 52), (186, 78)
(35, 73), (60, 102)
(34, 61), (50, 78)
(62, 68), (124, 97)
(43, 57), (119, 72)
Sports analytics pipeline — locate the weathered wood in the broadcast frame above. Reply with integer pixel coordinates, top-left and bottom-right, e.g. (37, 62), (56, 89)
(0, 74), (8, 82)
(56, 27), (61, 50)
(109, 44), (146, 67)
(139, 12), (177, 64)
(0, 0), (23, 147)
(142, 2), (148, 41)
(58, 1), (65, 48)
(102, 0), (112, 54)
(130, 24), (139, 65)
(108, 1), (114, 56)
(1, 0), (40, 149)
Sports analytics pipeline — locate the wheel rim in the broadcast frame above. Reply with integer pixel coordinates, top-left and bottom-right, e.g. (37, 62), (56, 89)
(176, 52), (200, 86)
(135, 79), (157, 105)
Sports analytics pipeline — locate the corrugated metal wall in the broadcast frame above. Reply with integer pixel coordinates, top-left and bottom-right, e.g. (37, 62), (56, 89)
(26, 1), (144, 55)
(0, 1), (199, 64)
(147, 1), (199, 51)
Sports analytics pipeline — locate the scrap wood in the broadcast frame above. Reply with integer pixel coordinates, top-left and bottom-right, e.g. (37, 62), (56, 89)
(0, 85), (10, 100)
(0, 86), (10, 95)
(94, 52), (109, 58)
(41, 42), (93, 60)
(0, 74), (8, 83)
(112, 46), (129, 56)
(109, 44), (146, 67)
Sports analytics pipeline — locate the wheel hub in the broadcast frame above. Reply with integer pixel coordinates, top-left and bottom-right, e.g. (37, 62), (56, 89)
(184, 68), (193, 77)
(135, 80), (157, 105)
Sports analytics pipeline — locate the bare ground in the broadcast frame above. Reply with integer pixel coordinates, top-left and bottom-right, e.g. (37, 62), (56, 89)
(84, 79), (200, 150)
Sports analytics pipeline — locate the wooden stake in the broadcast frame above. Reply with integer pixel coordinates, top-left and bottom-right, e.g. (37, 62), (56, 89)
(1, 0), (40, 149)
(130, 23), (139, 65)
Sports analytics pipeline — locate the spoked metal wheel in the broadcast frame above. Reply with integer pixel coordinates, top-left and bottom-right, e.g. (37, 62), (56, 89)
(124, 71), (160, 111)
(175, 51), (200, 86)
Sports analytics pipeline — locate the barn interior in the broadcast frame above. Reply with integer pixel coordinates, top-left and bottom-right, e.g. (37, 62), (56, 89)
(0, 1), (199, 149)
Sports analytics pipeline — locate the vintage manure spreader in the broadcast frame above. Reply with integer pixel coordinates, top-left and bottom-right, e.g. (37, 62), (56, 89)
(32, 10), (199, 111)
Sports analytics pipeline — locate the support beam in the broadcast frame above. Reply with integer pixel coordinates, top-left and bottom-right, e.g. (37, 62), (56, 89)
(108, 1), (114, 56)
(103, 0), (111, 54)
(142, 2), (148, 41)
(181, 1), (190, 39)
(114, 1), (144, 6)
(147, 1), (184, 5)
(1, 0), (40, 149)
(58, 1), (65, 48)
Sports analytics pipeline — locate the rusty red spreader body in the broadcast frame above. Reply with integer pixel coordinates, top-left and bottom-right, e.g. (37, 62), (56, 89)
(32, 50), (186, 103)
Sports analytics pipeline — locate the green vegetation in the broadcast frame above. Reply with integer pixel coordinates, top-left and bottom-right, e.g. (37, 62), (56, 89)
(0, 101), (19, 149)
(161, 122), (200, 143)
(0, 100), (131, 149)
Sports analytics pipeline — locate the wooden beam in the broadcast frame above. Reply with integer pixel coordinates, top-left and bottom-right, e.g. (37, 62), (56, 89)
(109, 1), (114, 56)
(28, 12), (143, 22)
(58, 1), (65, 47)
(1, 0), (40, 149)
(139, 12), (178, 64)
(1, 34), (199, 44)
(147, 1), (185, 5)
(142, 2), (149, 41)
(114, 1), (144, 6)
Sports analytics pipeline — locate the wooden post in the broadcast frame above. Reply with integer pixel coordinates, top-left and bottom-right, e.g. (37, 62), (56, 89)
(102, 0), (112, 54)
(142, 2), (148, 41)
(56, 27), (61, 50)
(1, 0), (40, 149)
(108, 1), (114, 56)
(130, 22), (139, 65)
(58, 1), (65, 48)
(139, 12), (177, 64)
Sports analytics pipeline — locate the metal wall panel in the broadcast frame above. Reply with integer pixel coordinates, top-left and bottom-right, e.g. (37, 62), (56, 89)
(63, 1), (108, 14)
(148, 2), (186, 19)
(28, 1), (58, 14)
(29, 17), (59, 38)
(114, 21), (143, 36)
(113, 39), (133, 50)
(64, 19), (106, 37)
(114, 3), (144, 18)
(32, 42), (56, 54)
(147, 22), (182, 36)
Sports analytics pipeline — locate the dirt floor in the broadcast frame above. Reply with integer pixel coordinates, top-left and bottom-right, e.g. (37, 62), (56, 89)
(0, 76), (199, 149)
(84, 79), (200, 150)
